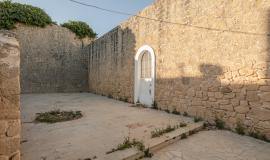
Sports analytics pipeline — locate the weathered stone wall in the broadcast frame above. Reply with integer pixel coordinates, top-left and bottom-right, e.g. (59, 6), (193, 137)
(15, 24), (90, 93)
(0, 31), (21, 160)
(86, 0), (270, 138)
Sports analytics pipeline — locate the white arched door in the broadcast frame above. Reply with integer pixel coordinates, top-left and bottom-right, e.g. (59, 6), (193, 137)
(134, 45), (155, 107)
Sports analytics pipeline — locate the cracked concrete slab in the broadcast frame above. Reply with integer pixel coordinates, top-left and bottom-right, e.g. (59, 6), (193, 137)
(21, 93), (194, 160)
(144, 130), (270, 160)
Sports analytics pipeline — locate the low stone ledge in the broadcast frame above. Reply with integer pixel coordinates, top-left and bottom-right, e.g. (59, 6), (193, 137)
(104, 122), (204, 160)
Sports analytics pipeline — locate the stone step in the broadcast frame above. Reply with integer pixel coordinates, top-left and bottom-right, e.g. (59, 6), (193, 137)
(104, 122), (204, 160)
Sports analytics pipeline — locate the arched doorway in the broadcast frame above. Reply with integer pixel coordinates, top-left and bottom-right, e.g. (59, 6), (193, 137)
(134, 45), (155, 107)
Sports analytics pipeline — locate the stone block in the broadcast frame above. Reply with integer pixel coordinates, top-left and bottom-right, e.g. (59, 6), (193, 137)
(259, 92), (270, 102)
(249, 102), (262, 108)
(239, 68), (254, 76)
(259, 86), (270, 92)
(209, 97), (217, 102)
(235, 106), (250, 114)
(0, 121), (7, 136)
(246, 91), (260, 102)
(6, 121), (20, 137)
(0, 138), (20, 155)
(246, 84), (259, 91)
(0, 156), (8, 160)
(208, 92), (215, 97)
(249, 108), (270, 121)
(231, 99), (240, 107)
(220, 104), (234, 111)
(223, 93), (235, 99)
(215, 92), (223, 99)
(218, 99), (230, 105)
(257, 121), (270, 129)
(240, 100), (248, 106)
(220, 86), (232, 93)
(191, 99), (203, 106)
(262, 102), (270, 110)
(195, 91), (203, 98)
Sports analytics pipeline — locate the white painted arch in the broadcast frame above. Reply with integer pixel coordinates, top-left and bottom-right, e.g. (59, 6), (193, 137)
(134, 45), (155, 107)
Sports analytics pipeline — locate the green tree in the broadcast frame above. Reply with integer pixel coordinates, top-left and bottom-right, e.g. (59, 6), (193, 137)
(0, 0), (53, 29)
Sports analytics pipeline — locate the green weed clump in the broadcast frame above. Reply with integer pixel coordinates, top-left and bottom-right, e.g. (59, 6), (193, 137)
(235, 121), (245, 135)
(151, 123), (188, 138)
(215, 117), (225, 129)
(152, 101), (158, 110)
(193, 117), (203, 123)
(35, 110), (82, 123)
(106, 137), (145, 154)
(172, 109), (181, 115)
(61, 21), (97, 38)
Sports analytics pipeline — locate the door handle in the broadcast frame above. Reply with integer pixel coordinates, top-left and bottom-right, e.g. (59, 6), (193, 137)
(149, 89), (151, 94)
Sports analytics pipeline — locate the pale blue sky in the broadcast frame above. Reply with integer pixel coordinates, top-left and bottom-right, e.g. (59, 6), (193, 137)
(13, 0), (154, 36)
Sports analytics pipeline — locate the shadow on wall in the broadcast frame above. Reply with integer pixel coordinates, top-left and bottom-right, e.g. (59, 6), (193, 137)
(155, 10), (270, 138)
(88, 26), (137, 102)
(88, 10), (270, 138)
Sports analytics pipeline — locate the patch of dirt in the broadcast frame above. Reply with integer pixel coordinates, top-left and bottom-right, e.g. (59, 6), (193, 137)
(35, 110), (83, 123)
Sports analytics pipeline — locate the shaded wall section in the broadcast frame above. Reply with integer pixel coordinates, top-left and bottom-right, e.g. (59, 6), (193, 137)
(87, 0), (270, 138)
(0, 31), (21, 160)
(86, 27), (136, 102)
(15, 24), (91, 93)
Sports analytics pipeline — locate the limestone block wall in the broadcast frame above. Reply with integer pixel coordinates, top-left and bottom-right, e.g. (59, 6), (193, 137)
(15, 24), (90, 93)
(87, 0), (270, 138)
(0, 31), (21, 160)
(87, 27), (135, 101)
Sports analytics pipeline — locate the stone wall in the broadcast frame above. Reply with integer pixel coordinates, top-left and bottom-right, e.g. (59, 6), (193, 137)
(86, 0), (270, 138)
(0, 31), (21, 160)
(15, 24), (91, 93)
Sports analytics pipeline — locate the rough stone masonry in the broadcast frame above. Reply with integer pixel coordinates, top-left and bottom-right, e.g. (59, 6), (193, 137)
(16, 24), (91, 93)
(0, 31), (21, 160)
(86, 0), (270, 138)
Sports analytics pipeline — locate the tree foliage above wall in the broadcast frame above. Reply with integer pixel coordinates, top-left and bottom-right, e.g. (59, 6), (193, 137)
(0, 0), (53, 29)
(0, 0), (97, 39)
(61, 21), (97, 39)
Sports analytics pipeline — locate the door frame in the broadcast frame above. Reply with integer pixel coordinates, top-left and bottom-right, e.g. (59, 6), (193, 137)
(134, 45), (155, 106)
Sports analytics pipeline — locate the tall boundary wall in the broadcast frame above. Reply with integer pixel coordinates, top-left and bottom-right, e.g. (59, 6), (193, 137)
(0, 31), (21, 160)
(16, 24), (91, 93)
(86, 0), (270, 138)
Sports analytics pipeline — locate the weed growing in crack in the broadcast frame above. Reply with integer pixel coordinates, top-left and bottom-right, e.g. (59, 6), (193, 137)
(143, 148), (153, 158)
(248, 131), (270, 142)
(107, 94), (113, 99)
(119, 97), (129, 103)
(181, 133), (187, 139)
(235, 121), (245, 135)
(151, 123), (187, 138)
(193, 117), (203, 122)
(179, 122), (187, 127)
(106, 137), (145, 154)
(183, 112), (189, 117)
(172, 109), (181, 115)
(164, 109), (170, 113)
(152, 101), (158, 110)
(215, 117), (225, 129)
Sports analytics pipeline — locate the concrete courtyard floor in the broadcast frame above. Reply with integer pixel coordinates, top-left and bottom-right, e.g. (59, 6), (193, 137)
(144, 130), (270, 160)
(21, 93), (194, 160)
(21, 93), (270, 160)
